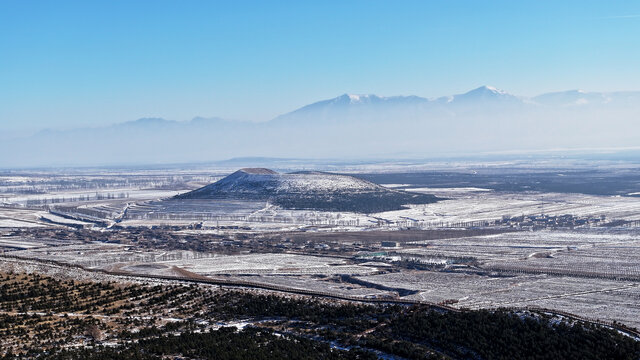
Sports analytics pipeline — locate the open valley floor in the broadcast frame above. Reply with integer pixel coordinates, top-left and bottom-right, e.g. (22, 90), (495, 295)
(1, 161), (640, 358)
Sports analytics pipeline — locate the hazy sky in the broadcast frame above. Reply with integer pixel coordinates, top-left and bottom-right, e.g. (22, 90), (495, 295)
(1, 0), (639, 132)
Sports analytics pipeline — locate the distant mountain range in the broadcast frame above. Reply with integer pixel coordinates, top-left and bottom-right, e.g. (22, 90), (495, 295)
(299, 86), (638, 109)
(2, 86), (639, 168)
(277, 86), (638, 117)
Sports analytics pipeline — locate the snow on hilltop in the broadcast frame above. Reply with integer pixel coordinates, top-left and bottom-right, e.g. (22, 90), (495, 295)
(176, 168), (440, 213)
(180, 168), (394, 196)
(234, 168), (278, 175)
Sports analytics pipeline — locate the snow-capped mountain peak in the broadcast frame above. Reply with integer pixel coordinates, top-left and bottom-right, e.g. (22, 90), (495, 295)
(268, 86), (640, 125)
(335, 94), (382, 104)
(479, 85), (507, 95)
(346, 94), (367, 102)
(463, 85), (512, 97)
(445, 85), (520, 105)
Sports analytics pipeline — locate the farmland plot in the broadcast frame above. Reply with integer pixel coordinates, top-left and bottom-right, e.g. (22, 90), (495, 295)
(357, 271), (640, 328)
(397, 230), (640, 262)
(8, 244), (382, 277)
(163, 253), (379, 276)
(220, 274), (394, 298)
(484, 242), (640, 280)
(373, 190), (640, 227)
(10, 243), (212, 268)
(0, 208), (51, 228)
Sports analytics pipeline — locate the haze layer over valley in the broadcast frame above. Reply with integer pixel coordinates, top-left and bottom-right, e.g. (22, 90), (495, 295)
(3, 86), (639, 167)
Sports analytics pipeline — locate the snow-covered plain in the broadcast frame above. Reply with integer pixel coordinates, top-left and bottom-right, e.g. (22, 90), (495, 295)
(113, 188), (640, 231)
(357, 271), (640, 329)
(4, 168), (638, 232)
(2, 167), (640, 330)
(7, 244), (381, 277)
(5, 227), (640, 328)
(0, 208), (49, 228)
(371, 189), (640, 227)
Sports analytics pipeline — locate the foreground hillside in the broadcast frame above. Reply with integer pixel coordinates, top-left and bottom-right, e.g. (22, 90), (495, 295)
(176, 168), (439, 213)
(0, 270), (638, 360)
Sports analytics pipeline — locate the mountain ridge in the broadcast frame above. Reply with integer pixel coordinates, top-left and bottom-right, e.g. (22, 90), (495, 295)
(32, 86), (640, 131)
(271, 85), (640, 123)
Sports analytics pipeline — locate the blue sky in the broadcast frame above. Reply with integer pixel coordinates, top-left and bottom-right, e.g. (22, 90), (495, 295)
(1, 0), (639, 132)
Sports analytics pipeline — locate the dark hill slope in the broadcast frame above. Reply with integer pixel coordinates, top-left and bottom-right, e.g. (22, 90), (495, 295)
(176, 168), (439, 213)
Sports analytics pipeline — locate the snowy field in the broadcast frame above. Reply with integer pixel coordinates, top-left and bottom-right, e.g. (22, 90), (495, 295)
(2, 166), (639, 232)
(5, 227), (640, 328)
(163, 253), (379, 276)
(2, 165), (640, 329)
(0, 208), (50, 228)
(6, 244), (382, 277)
(89, 189), (640, 231)
(397, 230), (640, 261)
(221, 274), (394, 298)
(2, 188), (185, 206)
(373, 189), (640, 227)
(357, 271), (640, 328)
